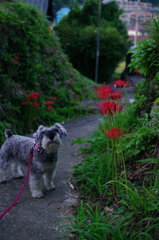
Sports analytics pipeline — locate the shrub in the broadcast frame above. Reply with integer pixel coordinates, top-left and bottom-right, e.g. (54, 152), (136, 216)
(129, 17), (159, 115)
(0, 1), (96, 143)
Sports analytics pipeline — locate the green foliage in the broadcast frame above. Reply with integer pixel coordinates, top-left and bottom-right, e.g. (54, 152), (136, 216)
(129, 39), (157, 77)
(61, 194), (159, 239)
(118, 183), (159, 218)
(59, 202), (111, 240)
(71, 202), (109, 240)
(73, 131), (112, 197)
(67, 92), (159, 238)
(120, 126), (159, 161)
(55, 0), (129, 82)
(0, 2), (52, 92)
(0, 121), (10, 144)
(129, 17), (159, 115)
(0, 1), (96, 143)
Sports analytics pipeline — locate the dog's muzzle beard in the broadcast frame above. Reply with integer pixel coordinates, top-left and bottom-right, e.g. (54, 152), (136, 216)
(41, 134), (62, 154)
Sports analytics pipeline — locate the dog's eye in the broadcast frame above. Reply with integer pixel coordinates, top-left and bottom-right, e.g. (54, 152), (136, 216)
(49, 135), (55, 140)
(47, 132), (56, 140)
(54, 129), (59, 133)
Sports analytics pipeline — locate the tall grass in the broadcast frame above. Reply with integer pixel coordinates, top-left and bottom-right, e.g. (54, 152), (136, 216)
(59, 83), (159, 239)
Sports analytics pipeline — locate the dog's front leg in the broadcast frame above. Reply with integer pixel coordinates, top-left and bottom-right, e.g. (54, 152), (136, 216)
(43, 170), (55, 191)
(29, 173), (44, 198)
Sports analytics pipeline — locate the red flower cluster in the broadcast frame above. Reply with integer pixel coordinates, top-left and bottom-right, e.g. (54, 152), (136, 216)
(113, 80), (129, 88)
(22, 93), (57, 111)
(95, 85), (111, 99)
(134, 69), (141, 75)
(50, 96), (57, 101)
(110, 91), (122, 100)
(45, 100), (54, 105)
(22, 92), (41, 107)
(26, 92), (40, 100)
(99, 101), (123, 115)
(106, 128), (122, 140)
(32, 101), (40, 107)
(45, 97), (57, 110)
(74, 94), (82, 101)
(21, 102), (29, 106)
(12, 56), (21, 64)
(95, 85), (122, 100)
(32, 117), (38, 121)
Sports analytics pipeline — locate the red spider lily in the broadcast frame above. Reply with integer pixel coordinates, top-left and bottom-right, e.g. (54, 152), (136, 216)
(95, 85), (122, 100)
(95, 85), (113, 100)
(99, 101), (123, 115)
(110, 91), (122, 100)
(32, 101), (40, 107)
(47, 105), (53, 110)
(73, 94), (82, 101)
(134, 69), (141, 75)
(96, 85), (112, 92)
(21, 102), (29, 105)
(105, 128), (122, 140)
(32, 117), (37, 121)
(45, 100), (54, 105)
(12, 56), (21, 64)
(50, 96), (57, 100)
(113, 80), (129, 88)
(45, 99), (55, 110)
(26, 92), (40, 100)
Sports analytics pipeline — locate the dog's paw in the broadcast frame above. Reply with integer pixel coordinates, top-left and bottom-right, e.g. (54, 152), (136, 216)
(15, 166), (24, 178)
(31, 190), (44, 198)
(13, 172), (24, 179)
(0, 176), (11, 183)
(0, 179), (7, 183)
(46, 181), (55, 191)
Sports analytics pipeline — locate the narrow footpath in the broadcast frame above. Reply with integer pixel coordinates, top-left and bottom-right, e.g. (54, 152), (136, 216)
(0, 114), (101, 240)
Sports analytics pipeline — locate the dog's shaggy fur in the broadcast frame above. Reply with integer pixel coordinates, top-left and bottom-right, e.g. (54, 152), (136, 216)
(0, 123), (66, 198)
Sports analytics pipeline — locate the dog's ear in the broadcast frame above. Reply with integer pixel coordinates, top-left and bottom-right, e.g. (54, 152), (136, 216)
(33, 125), (46, 139)
(5, 129), (13, 138)
(53, 123), (67, 137)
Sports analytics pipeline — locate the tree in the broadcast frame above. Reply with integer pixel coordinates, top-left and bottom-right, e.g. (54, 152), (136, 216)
(55, 0), (129, 82)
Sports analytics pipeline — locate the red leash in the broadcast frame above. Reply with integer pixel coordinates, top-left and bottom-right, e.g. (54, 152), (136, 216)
(0, 147), (34, 219)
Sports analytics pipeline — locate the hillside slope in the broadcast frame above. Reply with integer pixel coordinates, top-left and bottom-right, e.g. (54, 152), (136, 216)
(0, 1), (96, 142)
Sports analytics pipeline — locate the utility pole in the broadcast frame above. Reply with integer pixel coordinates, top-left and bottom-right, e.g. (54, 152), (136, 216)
(95, 0), (102, 83)
(94, 0), (114, 83)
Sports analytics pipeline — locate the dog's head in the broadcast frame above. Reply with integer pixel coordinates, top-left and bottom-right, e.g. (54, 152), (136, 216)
(33, 123), (67, 154)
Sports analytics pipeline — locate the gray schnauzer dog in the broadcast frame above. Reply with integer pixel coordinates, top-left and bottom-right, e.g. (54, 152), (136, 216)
(0, 123), (67, 198)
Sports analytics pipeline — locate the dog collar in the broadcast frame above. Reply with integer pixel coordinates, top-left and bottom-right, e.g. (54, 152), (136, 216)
(33, 140), (45, 155)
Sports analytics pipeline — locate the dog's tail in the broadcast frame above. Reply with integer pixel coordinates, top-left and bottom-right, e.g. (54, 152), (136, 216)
(4, 129), (13, 138)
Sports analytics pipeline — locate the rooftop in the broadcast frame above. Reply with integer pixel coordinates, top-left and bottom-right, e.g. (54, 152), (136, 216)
(13, 0), (53, 19)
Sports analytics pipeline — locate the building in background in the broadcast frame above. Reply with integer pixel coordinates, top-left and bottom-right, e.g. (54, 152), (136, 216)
(56, 7), (70, 23)
(13, 0), (54, 20)
(103, 0), (155, 45)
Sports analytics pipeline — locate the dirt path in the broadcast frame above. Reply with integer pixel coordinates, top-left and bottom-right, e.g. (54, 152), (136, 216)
(0, 114), (101, 240)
